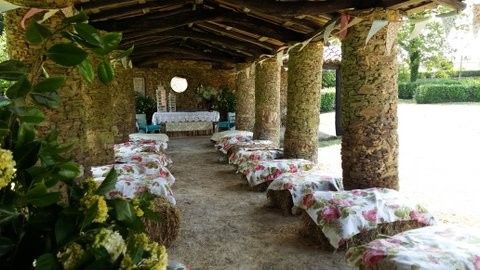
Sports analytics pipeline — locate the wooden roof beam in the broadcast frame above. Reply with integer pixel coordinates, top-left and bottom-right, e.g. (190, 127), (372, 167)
(87, 1), (186, 21)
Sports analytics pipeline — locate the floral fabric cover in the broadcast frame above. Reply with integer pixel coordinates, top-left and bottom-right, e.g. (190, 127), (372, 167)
(302, 188), (435, 249)
(129, 133), (169, 143)
(115, 140), (166, 155)
(346, 225), (480, 270)
(91, 163), (175, 186)
(114, 142), (173, 168)
(267, 170), (343, 207)
(241, 159), (315, 187)
(228, 148), (283, 166)
(210, 130), (253, 143)
(93, 174), (176, 205)
(214, 135), (253, 154)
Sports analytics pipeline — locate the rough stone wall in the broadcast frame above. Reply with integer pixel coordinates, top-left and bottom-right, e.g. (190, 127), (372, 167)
(112, 66), (136, 143)
(7, 0), (73, 8)
(235, 63), (255, 131)
(341, 9), (400, 190)
(280, 67), (288, 127)
(284, 41), (324, 163)
(133, 61), (236, 112)
(253, 54), (282, 146)
(5, 9), (118, 167)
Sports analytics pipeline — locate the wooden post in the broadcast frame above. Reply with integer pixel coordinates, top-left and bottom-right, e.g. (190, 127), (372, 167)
(284, 41), (324, 162)
(253, 53), (282, 146)
(341, 9), (400, 190)
(235, 63), (255, 131)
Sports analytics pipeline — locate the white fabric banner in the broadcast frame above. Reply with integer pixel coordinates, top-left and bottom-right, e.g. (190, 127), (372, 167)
(366, 20), (388, 45)
(0, 0), (19, 13)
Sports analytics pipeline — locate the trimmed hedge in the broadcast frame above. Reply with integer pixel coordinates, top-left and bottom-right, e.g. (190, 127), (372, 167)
(414, 83), (480, 104)
(398, 79), (464, 100)
(320, 90), (336, 112)
(322, 70), (336, 88)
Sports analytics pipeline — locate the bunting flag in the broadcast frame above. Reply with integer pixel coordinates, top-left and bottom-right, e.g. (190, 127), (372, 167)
(386, 21), (401, 55)
(21, 8), (46, 28)
(366, 20), (388, 45)
(338, 14), (351, 40)
(409, 17), (432, 39)
(0, 0), (19, 13)
(323, 20), (337, 43)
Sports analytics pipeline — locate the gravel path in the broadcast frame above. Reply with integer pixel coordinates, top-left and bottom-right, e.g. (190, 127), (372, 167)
(167, 137), (350, 270)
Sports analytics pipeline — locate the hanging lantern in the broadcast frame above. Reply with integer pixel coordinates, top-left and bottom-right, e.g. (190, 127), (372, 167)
(170, 77), (188, 93)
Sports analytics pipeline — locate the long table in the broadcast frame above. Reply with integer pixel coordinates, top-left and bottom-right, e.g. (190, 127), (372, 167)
(152, 111), (220, 135)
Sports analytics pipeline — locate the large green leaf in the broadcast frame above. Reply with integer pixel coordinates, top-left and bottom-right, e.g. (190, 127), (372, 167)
(81, 200), (98, 230)
(6, 76), (31, 99)
(58, 162), (81, 179)
(0, 237), (14, 256)
(0, 60), (28, 81)
(35, 253), (60, 270)
(97, 61), (114, 85)
(96, 168), (117, 195)
(78, 59), (95, 83)
(111, 46), (134, 60)
(33, 77), (66, 92)
(0, 96), (11, 108)
(113, 199), (133, 222)
(14, 141), (41, 169)
(0, 205), (19, 225)
(55, 215), (76, 246)
(31, 90), (60, 109)
(62, 11), (89, 24)
(74, 23), (103, 48)
(26, 181), (60, 207)
(16, 123), (36, 147)
(26, 20), (52, 45)
(46, 43), (88, 67)
(93, 32), (122, 55)
(15, 107), (45, 124)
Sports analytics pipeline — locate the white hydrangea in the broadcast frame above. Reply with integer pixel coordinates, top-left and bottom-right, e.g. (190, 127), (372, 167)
(93, 228), (126, 261)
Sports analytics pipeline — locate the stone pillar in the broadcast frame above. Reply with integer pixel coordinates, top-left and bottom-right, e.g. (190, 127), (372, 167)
(7, 0), (73, 8)
(112, 65), (136, 143)
(280, 67), (288, 127)
(284, 41), (324, 162)
(253, 53), (282, 145)
(234, 63), (255, 131)
(341, 10), (400, 190)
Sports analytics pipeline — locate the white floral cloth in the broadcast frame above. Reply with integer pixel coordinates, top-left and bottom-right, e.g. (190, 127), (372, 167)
(93, 174), (176, 205)
(346, 225), (480, 270)
(91, 163), (175, 186)
(115, 140), (166, 155)
(129, 133), (169, 143)
(152, 111), (220, 124)
(267, 170), (343, 207)
(214, 135), (253, 154)
(239, 159), (315, 187)
(302, 188), (435, 249)
(114, 142), (173, 167)
(210, 130), (253, 143)
(228, 148), (283, 166)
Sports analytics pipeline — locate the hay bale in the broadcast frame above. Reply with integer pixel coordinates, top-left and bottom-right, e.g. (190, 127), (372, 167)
(300, 212), (426, 251)
(267, 190), (295, 216)
(143, 197), (180, 248)
(251, 181), (270, 192)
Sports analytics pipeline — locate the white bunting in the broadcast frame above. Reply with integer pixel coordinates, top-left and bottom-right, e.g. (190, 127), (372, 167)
(0, 0), (20, 13)
(409, 17), (432, 39)
(323, 20), (337, 43)
(366, 20), (388, 45)
(40, 9), (60, 23)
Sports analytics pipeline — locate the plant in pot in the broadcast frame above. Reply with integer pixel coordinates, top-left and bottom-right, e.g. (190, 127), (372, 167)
(0, 10), (168, 269)
(215, 86), (236, 121)
(196, 84), (216, 111)
(135, 94), (157, 125)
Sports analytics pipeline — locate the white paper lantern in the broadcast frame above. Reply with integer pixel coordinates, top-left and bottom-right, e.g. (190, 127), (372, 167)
(170, 77), (188, 93)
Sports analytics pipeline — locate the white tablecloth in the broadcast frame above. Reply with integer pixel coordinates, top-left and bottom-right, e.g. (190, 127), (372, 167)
(152, 111), (220, 124)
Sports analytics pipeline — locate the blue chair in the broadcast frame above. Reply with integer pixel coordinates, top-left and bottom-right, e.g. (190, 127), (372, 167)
(136, 114), (161, 133)
(217, 112), (235, 130)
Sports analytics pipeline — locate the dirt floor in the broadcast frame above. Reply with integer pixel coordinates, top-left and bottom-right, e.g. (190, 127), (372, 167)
(167, 137), (351, 270)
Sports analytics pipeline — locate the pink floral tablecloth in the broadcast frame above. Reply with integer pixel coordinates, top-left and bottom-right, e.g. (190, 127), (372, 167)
(240, 159), (315, 187)
(267, 170), (343, 208)
(214, 135), (253, 154)
(210, 130), (253, 143)
(302, 188), (435, 249)
(115, 151), (172, 168)
(228, 148), (283, 166)
(346, 225), (480, 270)
(91, 163), (175, 186)
(93, 174), (176, 205)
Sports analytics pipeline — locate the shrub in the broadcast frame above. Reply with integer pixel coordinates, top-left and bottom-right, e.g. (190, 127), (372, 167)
(414, 84), (472, 103)
(398, 82), (416, 99)
(398, 79), (463, 100)
(322, 70), (336, 88)
(320, 89), (336, 112)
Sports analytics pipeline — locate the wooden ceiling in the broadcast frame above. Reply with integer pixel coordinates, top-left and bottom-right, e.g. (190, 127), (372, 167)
(76, 0), (465, 68)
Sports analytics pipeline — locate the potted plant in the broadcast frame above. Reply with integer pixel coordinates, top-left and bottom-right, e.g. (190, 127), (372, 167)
(135, 94), (157, 124)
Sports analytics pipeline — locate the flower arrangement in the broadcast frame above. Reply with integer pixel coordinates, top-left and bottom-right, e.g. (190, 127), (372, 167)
(0, 9), (168, 269)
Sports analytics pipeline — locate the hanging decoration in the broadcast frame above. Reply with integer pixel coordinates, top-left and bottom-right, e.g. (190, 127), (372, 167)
(365, 20), (388, 45)
(338, 14), (351, 40)
(409, 17), (432, 39)
(0, 0), (19, 12)
(323, 20), (337, 43)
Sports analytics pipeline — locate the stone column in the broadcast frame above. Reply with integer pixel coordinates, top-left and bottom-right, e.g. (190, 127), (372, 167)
(7, 0), (73, 8)
(112, 65), (136, 143)
(253, 53), (282, 145)
(341, 9), (400, 190)
(234, 63), (255, 131)
(284, 41), (324, 162)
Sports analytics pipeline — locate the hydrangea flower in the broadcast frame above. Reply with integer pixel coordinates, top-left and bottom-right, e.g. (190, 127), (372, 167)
(93, 228), (126, 261)
(132, 199), (144, 217)
(81, 194), (108, 223)
(131, 233), (168, 270)
(0, 149), (16, 189)
(57, 242), (86, 270)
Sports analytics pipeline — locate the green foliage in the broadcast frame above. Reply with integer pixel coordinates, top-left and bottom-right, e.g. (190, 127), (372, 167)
(320, 88), (336, 112)
(414, 80), (480, 103)
(398, 79), (463, 99)
(322, 70), (336, 88)
(135, 94), (156, 124)
(215, 86), (236, 114)
(0, 11), (165, 269)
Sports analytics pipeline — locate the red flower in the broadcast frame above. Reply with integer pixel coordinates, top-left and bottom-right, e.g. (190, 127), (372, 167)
(321, 207), (341, 222)
(288, 164), (298, 173)
(362, 209), (377, 222)
(362, 249), (386, 268)
(473, 255), (480, 270)
(131, 155), (142, 162)
(409, 210), (429, 225)
(283, 182), (293, 190)
(255, 165), (265, 171)
(302, 194), (315, 208)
